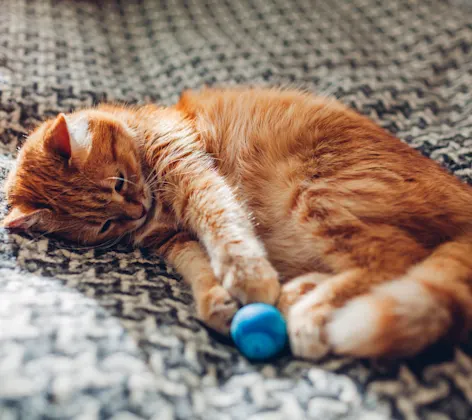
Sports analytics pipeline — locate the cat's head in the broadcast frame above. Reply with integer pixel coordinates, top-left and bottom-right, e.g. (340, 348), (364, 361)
(3, 110), (153, 245)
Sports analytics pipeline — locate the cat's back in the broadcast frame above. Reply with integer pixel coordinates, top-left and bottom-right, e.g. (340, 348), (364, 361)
(177, 87), (348, 166)
(176, 87), (472, 240)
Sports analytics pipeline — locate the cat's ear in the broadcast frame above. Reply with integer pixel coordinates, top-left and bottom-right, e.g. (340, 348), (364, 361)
(2, 207), (49, 231)
(44, 113), (91, 164)
(44, 113), (72, 159)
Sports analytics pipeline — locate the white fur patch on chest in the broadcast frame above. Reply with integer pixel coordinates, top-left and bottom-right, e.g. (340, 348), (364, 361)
(65, 114), (92, 154)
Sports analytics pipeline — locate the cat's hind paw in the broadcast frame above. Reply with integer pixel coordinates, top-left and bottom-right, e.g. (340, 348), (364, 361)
(288, 278), (457, 360)
(287, 299), (332, 360)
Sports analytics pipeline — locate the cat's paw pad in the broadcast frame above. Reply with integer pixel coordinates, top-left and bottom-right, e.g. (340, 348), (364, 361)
(287, 301), (332, 360)
(197, 285), (239, 335)
(221, 256), (280, 305)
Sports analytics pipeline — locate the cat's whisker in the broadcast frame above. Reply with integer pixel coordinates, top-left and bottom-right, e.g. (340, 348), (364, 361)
(145, 171), (160, 186)
(106, 176), (140, 188)
(22, 223), (80, 246)
(144, 170), (155, 183)
(61, 239), (113, 252)
(147, 179), (162, 192)
(95, 233), (128, 251)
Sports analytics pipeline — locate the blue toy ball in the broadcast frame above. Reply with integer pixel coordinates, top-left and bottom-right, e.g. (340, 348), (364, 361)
(230, 303), (288, 361)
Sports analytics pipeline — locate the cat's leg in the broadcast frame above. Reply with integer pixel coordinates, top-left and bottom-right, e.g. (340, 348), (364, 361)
(282, 185), (427, 358)
(326, 235), (472, 358)
(171, 171), (280, 306)
(146, 133), (280, 306)
(287, 268), (404, 359)
(158, 232), (239, 334)
(286, 228), (472, 359)
(280, 163), (472, 359)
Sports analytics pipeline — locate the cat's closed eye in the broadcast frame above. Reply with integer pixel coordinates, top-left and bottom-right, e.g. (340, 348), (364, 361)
(99, 220), (112, 234)
(115, 173), (125, 193)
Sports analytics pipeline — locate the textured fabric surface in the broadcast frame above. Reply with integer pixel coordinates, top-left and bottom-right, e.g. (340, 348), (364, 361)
(1, 1), (472, 419)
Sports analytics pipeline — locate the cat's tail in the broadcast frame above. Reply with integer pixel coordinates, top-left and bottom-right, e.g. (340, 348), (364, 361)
(326, 234), (472, 358)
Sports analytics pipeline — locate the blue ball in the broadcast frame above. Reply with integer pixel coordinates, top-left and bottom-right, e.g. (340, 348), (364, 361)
(230, 303), (288, 361)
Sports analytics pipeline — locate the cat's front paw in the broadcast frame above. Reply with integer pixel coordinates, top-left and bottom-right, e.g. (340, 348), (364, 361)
(197, 285), (239, 335)
(220, 256), (280, 306)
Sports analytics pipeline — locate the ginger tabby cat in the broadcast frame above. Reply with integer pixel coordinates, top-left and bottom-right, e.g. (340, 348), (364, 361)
(4, 87), (472, 359)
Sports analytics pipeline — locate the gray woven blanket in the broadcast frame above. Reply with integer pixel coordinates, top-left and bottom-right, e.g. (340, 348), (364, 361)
(1, 0), (471, 419)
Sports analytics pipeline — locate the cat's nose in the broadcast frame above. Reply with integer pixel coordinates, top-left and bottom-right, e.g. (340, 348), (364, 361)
(126, 203), (147, 220)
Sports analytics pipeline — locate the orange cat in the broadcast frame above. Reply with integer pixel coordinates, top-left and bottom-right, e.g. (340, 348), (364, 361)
(4, 87), (472, 359)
